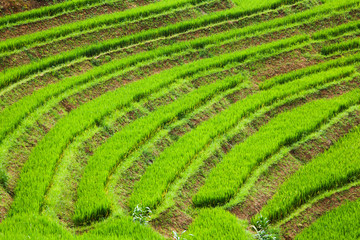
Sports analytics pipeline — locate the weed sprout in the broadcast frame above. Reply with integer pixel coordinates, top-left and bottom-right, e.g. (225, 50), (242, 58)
(173, 230), (193, 240)
(132, 204), (152, 225)
(252, 215), (277, 240)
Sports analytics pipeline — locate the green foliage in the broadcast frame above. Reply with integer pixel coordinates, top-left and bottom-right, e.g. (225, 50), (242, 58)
(0, 167), (8, 188)
(130, 64), (354, 210)
(132, 205), (152, 225)
(9, 61), (191, 215)
(0, 43), (191, 143)
(90, 58), (102, 67)
(184, 208), (248, 240)
(258, 124), (360, 221)
(0, 0), (117, 28)
(5, 0), (344, 89)
(295, 199), (360, 240)
(193, 88), (360, 207)
(73, 75), (240, 224)
(321, 37), (360, 55)
(312, 19), (360, 40)
(0, 0), (206, 54)
(79, 216), (164, 240)
(2, 0), (360, 239)
(252, 215), (278, 240)
(11, 34), (304, 216)
(260, 52), (360, 89)
(233, 0), (300, 10)
(1, 0), (357, 89)
(0, 213), (74, 239)
(0, 214), (163, 239)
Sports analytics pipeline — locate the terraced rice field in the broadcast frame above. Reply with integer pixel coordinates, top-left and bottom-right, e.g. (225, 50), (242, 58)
(0, 0), (359, 239)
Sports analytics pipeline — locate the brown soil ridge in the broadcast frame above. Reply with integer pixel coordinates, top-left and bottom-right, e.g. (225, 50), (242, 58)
(0, 0), (65, 16)
(0, 0), (147, 40)
(0, 0), (231, 71)
(0, 0), (324, 109)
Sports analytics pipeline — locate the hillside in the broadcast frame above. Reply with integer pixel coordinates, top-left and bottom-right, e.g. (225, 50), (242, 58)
(0, 0), (359, 239)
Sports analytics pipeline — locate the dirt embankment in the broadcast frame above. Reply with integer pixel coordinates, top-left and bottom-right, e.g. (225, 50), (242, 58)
(0, 0), (64, 16)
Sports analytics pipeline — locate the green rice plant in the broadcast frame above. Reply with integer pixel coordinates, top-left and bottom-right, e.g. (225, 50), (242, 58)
(312, 19), (360, 40)
(232, 0), (300, 9)
(0, 0), (122, 28)
(0, 213), (74, 239)
(295, 199), (360, 240)
(193, 88), (360, 207)
(8, 65), (190, 215)
(8, 35), (306, 216)
(73, 75), (241, 224)
(0, 46), (184, 143)
(232, 0), (359, 8)
(79, 216), (164, 240)
(189, 0), (360, 51)
(321, 37), (360, 55)
(260, 52), (360, 89)
(0, 0), (208, 54)
(2, 0), (360, 238)
(0, 0), (296, 55)
(0, 5), (274, 88)
(1, 0), (357, 89)
(129, 65), (354, 210)
(0, 199), (163, 239)
(183, 208), (248, 240)
(258, 124), (360, 222)
(2, 0), (334, 63)
(0, 34), (308, 146)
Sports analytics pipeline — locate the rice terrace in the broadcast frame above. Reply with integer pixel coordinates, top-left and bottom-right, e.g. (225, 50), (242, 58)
(0, 0), (360, 238)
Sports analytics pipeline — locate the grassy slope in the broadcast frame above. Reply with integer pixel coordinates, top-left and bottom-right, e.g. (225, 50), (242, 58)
(0, 0), (360, 239)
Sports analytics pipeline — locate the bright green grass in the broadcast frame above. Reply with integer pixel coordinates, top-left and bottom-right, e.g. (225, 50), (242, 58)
(233, 0), (299, 9)
(193, 88), (360, 207)
(73, 74), (241, 224)
(183, 208), (250, 240)
(129, 65), (355, 210)
(258, 124), (360, 221)
(295, 199), (360, 240)
(0, 213), (73, 240)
